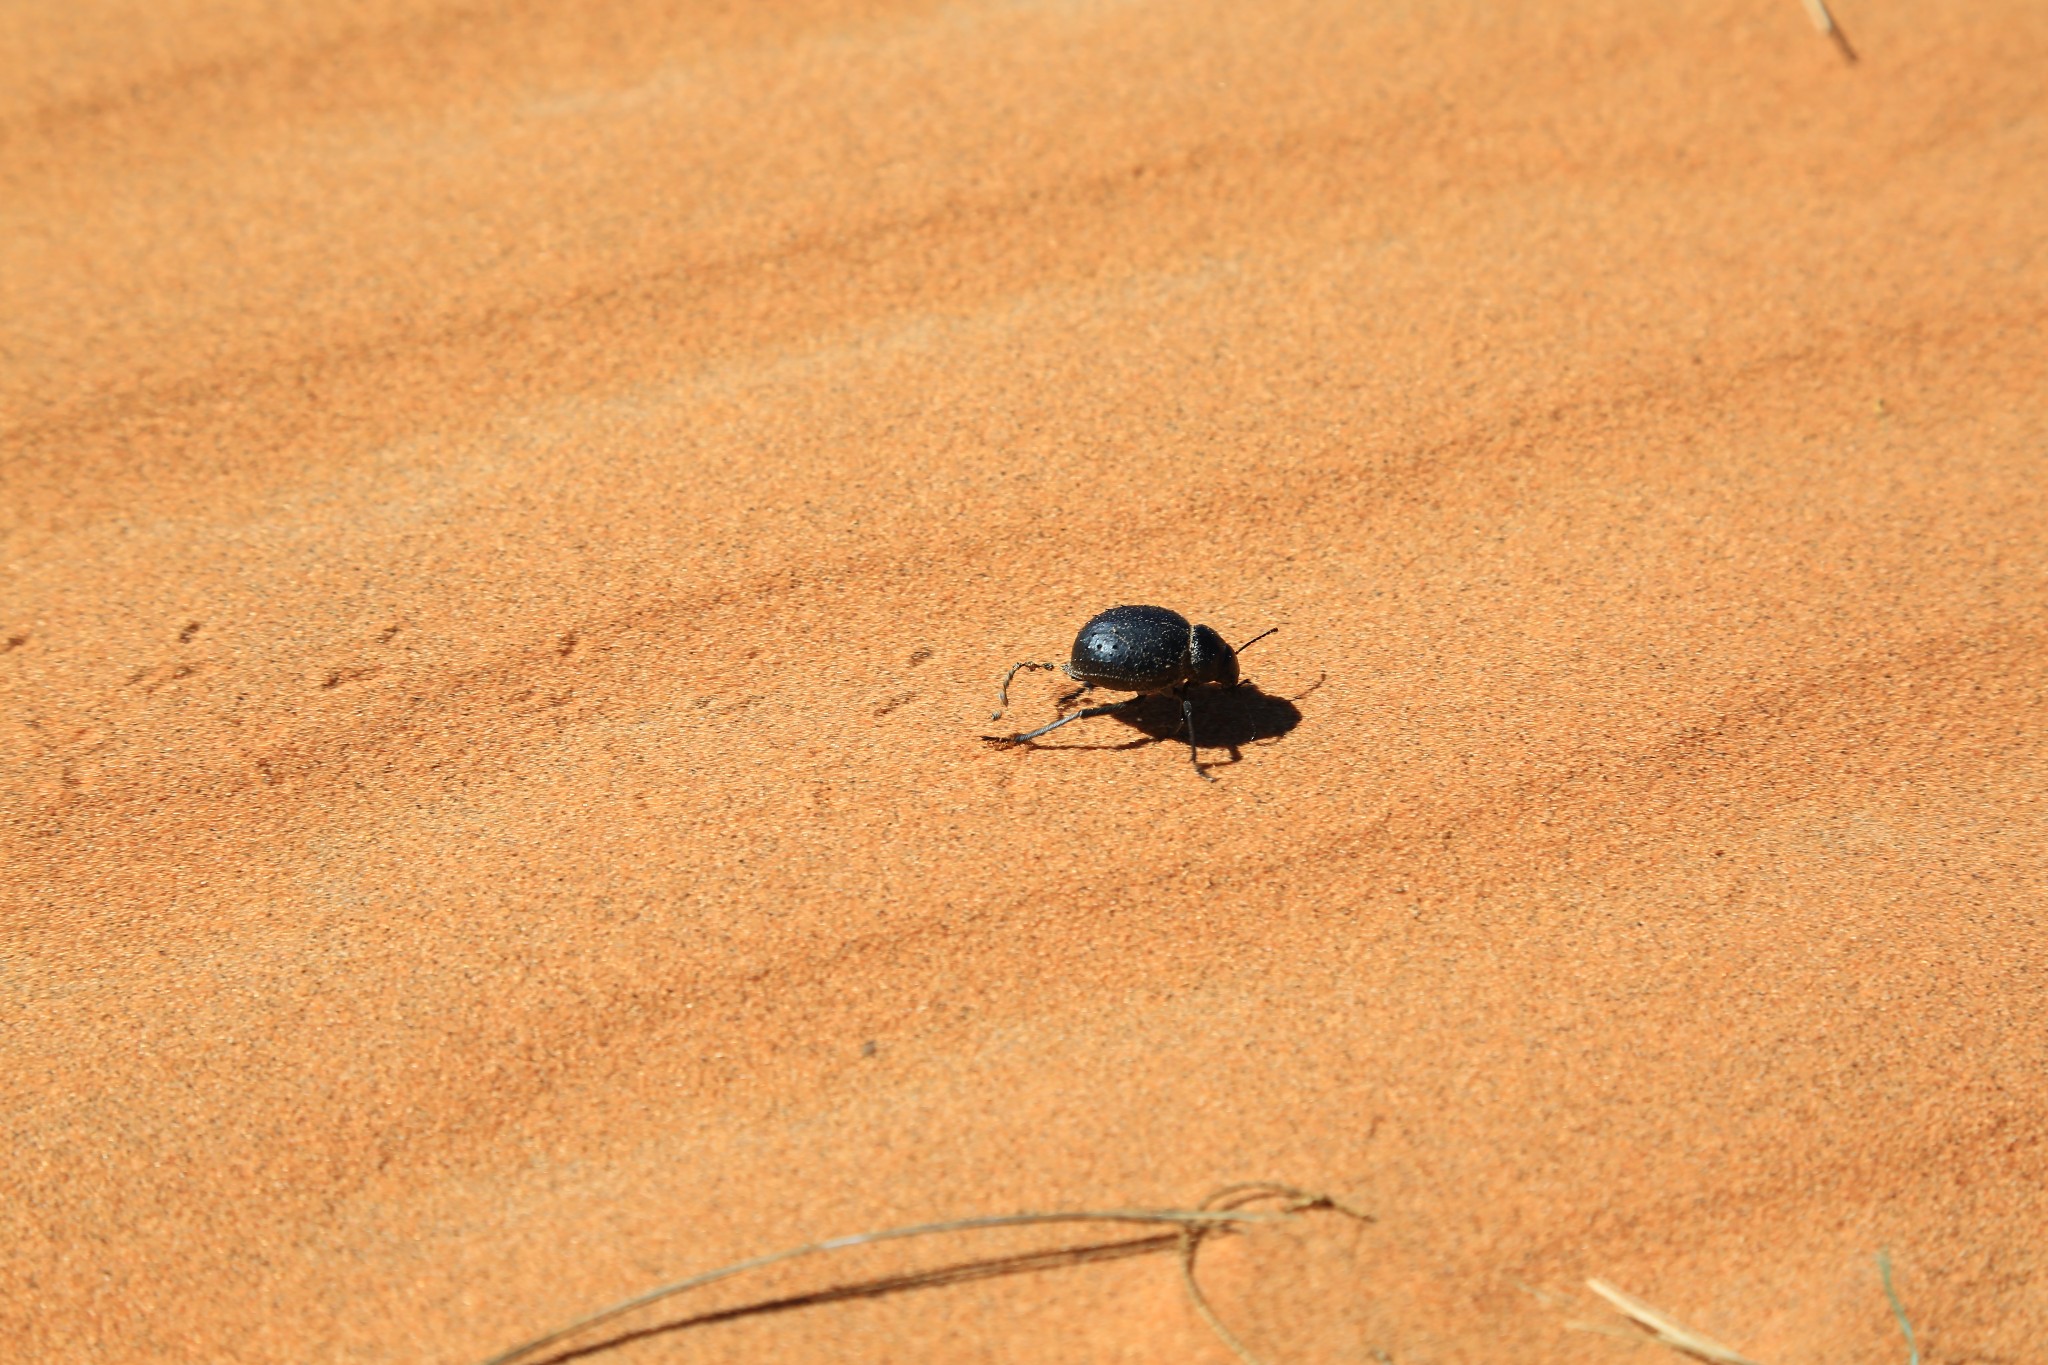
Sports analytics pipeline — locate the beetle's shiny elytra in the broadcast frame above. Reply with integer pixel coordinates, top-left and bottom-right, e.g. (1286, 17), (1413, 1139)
(1067, 605), (1239, 692)
(983, 605), (1275, 782)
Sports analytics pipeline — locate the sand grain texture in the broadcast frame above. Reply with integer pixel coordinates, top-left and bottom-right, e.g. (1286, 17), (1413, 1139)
(4, 1), (2045, 1361)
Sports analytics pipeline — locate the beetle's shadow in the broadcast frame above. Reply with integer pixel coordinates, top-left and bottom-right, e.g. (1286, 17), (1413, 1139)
(1117, 685), (1302, 750)
(1027, 683), (1302, 769)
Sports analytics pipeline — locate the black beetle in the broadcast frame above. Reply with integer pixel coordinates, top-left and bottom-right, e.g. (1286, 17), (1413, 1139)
(982, 605), (1276, 781)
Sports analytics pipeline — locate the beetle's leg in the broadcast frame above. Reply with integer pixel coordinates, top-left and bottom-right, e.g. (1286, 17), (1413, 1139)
(1182, 690), (1215, 782)
(1055, 682), (1095, 709)
(983, 696), (1141, 745)
(991, 661), (1062, 720)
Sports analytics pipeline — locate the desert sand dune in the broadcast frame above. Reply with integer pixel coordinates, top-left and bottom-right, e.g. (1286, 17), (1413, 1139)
(4, 1), (2044, 1361)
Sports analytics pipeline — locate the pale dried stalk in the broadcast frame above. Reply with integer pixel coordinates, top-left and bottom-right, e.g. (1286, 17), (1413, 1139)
(1797, 0), (1860, 62)
(1583, 1278), (1765, 1365)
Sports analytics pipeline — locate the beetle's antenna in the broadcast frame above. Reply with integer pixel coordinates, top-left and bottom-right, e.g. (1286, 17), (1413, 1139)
(1233, 627), (1278, 655)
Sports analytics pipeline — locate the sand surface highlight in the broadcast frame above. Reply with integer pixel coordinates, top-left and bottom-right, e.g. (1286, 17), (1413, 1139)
(5, 1), (2044, 1361)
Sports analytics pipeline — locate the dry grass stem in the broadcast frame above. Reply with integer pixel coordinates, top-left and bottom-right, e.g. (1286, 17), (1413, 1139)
(479, 1184), (1371, 1365)
(1582, 1279), (1765, 1365)
(1797, 0), (1860, 62)
(1564, 1317), (1664, 1342)
(1877, 1251), (1920, 1365)
(1513, 1278), (1576, 1310)
(1177, 1184), (1376, 1365)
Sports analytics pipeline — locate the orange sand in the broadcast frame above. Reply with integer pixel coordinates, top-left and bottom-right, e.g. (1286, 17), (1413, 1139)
(4, 2), (2045, 1361)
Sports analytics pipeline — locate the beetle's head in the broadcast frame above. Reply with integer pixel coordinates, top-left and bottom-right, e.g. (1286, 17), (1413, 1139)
(1187, 624), (1239, 688)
